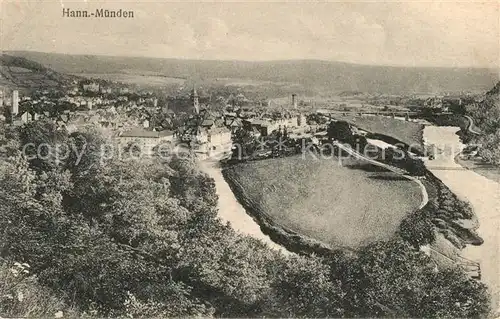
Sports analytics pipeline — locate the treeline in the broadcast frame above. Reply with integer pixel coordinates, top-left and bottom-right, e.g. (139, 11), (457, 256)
(0, 120), (490, 317)
(0, 54), (48, 72)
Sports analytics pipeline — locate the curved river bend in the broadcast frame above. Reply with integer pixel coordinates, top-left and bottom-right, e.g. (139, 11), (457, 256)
(423, 126), (500, 313)
(200, 127), (500, 313)
(199, 160), (292, 255)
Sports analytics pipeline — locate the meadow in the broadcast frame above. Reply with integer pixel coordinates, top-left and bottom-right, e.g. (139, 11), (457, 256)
(332, 114), (425, 153)
(223, 154), (422, 249)
(73, 72), (186, 87)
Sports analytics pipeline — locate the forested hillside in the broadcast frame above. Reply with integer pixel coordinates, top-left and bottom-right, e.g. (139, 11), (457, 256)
(0, 121), (490, 317)
(467, 82), (500, 164)
(0, 54), (74, 91)
(7, 51), (498, 94)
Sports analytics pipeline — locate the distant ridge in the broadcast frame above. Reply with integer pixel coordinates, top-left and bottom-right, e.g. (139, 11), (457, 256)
(5, 50), (499, 94)
(0, 53), (74, 91)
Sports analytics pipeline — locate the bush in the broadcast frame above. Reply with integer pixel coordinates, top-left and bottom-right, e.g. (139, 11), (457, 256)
(398, 208), (436, 247)
(0, 261), (71, 318)
(0, 124), (491, 318)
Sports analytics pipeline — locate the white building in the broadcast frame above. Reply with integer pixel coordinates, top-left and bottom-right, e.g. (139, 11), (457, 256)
(190, 126), (232, 158)
(118, 128), (176, 155)
(83, 83), (100, 92)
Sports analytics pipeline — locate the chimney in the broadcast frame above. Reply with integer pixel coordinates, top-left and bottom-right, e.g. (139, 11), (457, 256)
(292, 94), (297, 109)
(12, 90), (19, 116)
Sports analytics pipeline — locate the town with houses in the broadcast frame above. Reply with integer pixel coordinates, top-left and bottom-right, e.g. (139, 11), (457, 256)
(0, 80), (326, 160)
(1, 2), (499, 318)
(1, 73), (470, 165)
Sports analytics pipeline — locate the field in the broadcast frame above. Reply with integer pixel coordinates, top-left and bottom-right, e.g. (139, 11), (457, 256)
(223, 154), (422, 249)
(213, 77), (299, 87)
(73, 72), (186, 87)
(333, 114), (425, 152)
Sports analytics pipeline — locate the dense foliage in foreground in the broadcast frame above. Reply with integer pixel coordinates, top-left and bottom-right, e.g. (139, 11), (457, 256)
(0, 121), (490, 317)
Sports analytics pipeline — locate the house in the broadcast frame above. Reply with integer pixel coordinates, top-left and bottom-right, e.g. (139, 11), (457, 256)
(189, 126), (232, 158)
(118, 128), (176, 155)
(200, 119), (215, 129)
(18, 111), (43, 124)
(20, 112), (30, 124)
(82, 83), (100, 92)
(225, 117), (242, 132)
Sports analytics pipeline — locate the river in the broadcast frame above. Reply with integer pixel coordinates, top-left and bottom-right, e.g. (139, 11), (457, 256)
(423, 126), (500, 313)
(199, 159), (291, 255)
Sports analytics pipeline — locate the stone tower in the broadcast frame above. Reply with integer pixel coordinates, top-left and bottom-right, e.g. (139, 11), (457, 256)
(191, 87), (199, 114)
(292, 94), (297, 109)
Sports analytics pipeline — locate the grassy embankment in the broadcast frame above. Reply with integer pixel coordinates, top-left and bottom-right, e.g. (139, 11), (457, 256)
(222, 154), (422, 252)
(223, 117), (482, 260)
(328, 116), (483, 248)
(331, 114), (425, 155)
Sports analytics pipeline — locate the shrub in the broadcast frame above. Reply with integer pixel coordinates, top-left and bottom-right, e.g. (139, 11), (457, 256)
(398, 208), (436, 247)
(0, 261), (71, 318)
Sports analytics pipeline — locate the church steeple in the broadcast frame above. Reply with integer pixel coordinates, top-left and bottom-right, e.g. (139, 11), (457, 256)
(191, 87), (199, 114)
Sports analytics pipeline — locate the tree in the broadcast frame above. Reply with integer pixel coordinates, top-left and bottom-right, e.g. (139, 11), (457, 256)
(466, 82), (500, 164)
(0, 260), (72, 318)
(327, 121), (355, 143)
(420, 268), (490, 318)
(18, 121), (69, 172)
(0, 125), (491, 318)
(269, 255), (344, 318)
(398, 208), (435, 248)
(231, 128), (257, 160)
(350, 238), (490, 318)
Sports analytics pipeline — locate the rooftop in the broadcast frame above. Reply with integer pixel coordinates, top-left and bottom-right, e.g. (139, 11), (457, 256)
(120, 128), (174, 138)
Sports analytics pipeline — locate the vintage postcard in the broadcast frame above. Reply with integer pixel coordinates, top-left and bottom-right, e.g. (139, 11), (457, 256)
(0, 1), (499, 318)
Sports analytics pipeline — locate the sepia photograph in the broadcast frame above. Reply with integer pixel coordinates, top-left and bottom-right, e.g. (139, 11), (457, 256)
(0, 1), (499, 317)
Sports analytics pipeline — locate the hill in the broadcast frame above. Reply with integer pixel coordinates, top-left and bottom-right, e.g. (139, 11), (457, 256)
(6, 51), (498, 95)
(466, 81), (500, 165)
(486, 80), (500, 96)
(0, 54), (74, 92)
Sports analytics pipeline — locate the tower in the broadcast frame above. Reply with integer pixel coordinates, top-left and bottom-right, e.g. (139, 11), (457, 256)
(192, 87), (199, 114)
(12, 90), (19, 116)
(292, 94), (297, 109)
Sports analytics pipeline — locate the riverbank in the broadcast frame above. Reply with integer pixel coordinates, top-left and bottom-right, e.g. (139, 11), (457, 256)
(198, 159), (292, 256)
(423, 126), (500, 314)
(456, 155), (500, 183)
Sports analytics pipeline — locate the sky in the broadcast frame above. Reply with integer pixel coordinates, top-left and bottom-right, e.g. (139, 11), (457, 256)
(1, 0), (499, 68)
